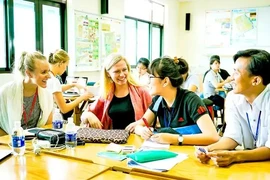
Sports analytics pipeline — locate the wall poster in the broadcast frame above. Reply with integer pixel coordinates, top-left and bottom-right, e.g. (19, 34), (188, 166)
(100, 17), (124, 66)
(74, 12), (100, 70)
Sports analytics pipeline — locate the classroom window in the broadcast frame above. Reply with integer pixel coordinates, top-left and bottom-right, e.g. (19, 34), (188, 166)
(42, 4), (61, 56)
(152, 25), (162, 60)
(124, 0), (164, 66)
(0, 0), (66, 72)
(0, 0), (5, 68)
(137, 21), (150, 60)
(124, 19), (137, 65)
(13, 0), (36, 60)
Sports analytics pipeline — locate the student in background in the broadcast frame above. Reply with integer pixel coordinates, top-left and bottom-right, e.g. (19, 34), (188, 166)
(196, 49), (270, 167)
(133, 57), (219, 146)
(135, 57), (151, 88)
(210, 55), (230, 80)
(0, 51), (53, 135)
(175, 57), (200, 96)
(47, 49), (93, 114)
(203, 56), (233, 108)
(81, 54), (152, 131)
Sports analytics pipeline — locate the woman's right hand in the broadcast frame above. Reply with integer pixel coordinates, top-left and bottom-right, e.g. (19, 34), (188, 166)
(81, 111), (103, 129)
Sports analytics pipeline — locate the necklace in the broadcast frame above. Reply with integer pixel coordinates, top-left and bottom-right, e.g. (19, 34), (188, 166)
(23, 88), (38, 127)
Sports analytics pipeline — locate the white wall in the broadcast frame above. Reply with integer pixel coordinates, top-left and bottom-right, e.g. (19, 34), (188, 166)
(178, 0), (270, 75)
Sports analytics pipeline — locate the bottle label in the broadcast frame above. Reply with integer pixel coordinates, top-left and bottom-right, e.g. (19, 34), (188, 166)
(12, 136), (25, 148)
(65, 133), (77, 142)
(53, 120), (63, 129)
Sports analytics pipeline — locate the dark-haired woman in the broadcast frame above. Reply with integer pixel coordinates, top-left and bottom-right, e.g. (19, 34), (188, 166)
(203, 56), (232, 108)
(135, 57), (151, 88)
(131, 57), (219, 146)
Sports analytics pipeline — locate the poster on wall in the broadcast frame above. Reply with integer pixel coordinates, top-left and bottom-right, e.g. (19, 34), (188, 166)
(100, 17), (124, 66)
(231, 8), (257, 46)
(74, 12), (100, 70)
(205, 10), (231, 48)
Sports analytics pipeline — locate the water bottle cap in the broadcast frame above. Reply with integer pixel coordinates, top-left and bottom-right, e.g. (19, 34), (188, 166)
(14, 121), (21, 128)
(68, 117), (73, 123)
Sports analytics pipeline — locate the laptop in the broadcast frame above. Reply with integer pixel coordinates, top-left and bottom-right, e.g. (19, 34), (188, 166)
(63, 76), (88, 97)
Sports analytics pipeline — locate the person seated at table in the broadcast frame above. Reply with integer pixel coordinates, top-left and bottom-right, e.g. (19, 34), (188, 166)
(203, 55), (233, 108)
(0, 51), (54, 135)
(81, 53), (152, 131)
(175, 57), (200, 96)
(208, 55), (230, 80)
(132, 57), (219, 145)
(47, 49), (94, 114)
(196, 49), (270, 167)
(135, 57), (151, 88)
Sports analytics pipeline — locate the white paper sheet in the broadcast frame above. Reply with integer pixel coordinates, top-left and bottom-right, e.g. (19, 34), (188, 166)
(127, 153), (188, 172)
(141, 139), (170, 150)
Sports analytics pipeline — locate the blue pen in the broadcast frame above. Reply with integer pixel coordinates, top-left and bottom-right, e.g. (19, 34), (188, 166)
(198, 147), (207, 154)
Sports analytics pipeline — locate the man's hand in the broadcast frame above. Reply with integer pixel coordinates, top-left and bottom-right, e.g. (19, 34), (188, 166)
(195, 147), (211, 164)
(208, 151), (236, 167)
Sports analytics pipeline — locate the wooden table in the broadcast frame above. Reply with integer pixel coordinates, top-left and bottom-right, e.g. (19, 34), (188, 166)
(1, 133), (270, 180)
(0, 145), (109, 180)
(24, 134), (270, 180)
(92, 170), (183, 180)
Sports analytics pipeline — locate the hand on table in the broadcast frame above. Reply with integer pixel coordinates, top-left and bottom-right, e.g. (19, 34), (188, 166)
(150, 133), (174, 144)
(81, 111), (103, 129)
(125, 121), (138, 133)
(195, 146), (211, 164)
(207, 151), (236, 167)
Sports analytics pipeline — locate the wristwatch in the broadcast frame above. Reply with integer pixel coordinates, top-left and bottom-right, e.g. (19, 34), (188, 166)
(178, 134), (183, 145)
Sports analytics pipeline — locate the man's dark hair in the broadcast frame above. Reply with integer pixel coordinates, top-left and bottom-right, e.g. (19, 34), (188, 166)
(233, 49), (270, 85)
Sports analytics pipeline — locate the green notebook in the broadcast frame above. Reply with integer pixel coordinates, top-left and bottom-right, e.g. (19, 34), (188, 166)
(127, 150), (177, 163)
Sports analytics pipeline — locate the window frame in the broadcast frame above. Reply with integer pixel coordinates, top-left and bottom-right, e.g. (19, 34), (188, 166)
(0, 0), (67, 73)
(125, 16), (163, 67)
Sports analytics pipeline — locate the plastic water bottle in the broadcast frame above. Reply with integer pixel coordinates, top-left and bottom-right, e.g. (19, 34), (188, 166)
(52, 108), (63, 130)
(65, 117), (77, 149)
(11, 121), (25, 156)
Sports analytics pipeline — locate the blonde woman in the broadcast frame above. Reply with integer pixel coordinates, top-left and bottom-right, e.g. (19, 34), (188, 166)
(0, 51), (53, 135)
(47, 49), (93, 114)
(81, 54), (152, 131)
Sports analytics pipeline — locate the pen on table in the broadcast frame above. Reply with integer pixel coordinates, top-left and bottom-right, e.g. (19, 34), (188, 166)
(195, 146), (207, 154)
(142, 118), (152, 131)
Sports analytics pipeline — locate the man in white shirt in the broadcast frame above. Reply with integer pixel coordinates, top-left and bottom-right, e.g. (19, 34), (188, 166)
(196, 49), (270, 167)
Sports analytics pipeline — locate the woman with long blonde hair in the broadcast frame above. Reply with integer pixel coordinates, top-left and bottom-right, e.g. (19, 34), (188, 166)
(81, 54), (152, 131)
